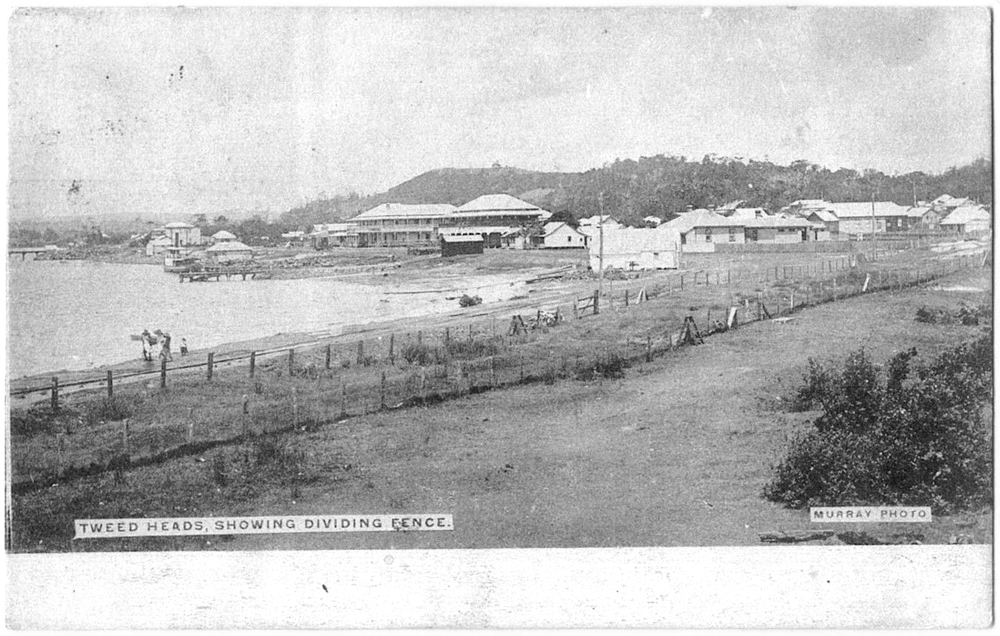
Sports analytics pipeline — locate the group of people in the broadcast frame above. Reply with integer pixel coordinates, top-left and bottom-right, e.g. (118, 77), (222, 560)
(141, 329), (188, 362)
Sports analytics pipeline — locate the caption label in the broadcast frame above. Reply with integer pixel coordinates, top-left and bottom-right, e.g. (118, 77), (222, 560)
(75, 514), (454, 538)
(810, 507), (932, 523)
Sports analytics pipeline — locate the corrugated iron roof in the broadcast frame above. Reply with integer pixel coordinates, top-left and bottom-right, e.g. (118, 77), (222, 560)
(661, 210), (744, 231)
(940, 205), (991, 225)
(455, 194), (543, 213)
(353, 203), (457, 220)
(827, 202), (910, 218)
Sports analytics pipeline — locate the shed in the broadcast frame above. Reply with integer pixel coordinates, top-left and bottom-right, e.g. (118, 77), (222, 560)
(590, 227), (680, 270)
(205, 240), (254, 263)
(440, 235), (484, 257)
(538, 222), (588, 249)
(939, 206), (991, 235)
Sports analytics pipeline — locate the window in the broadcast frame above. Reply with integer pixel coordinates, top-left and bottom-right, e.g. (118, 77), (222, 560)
(729, 229), (736, 242)
(567, 236), (572, 243)
(705, 229), (712, 242)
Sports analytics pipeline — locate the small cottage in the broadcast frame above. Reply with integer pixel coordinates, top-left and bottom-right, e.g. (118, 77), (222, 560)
(939, 206), (992, 235)
(537, 222), (588, 249)
(205, 240), (254, 264)
(590, 227), (680, 270)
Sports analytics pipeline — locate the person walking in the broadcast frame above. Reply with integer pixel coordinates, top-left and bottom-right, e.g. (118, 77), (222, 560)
(140, 330), (153, 362)
(155, 329), (173, 361)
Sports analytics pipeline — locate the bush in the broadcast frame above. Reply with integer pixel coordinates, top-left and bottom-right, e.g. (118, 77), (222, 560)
(766, 334), (993, 514)
(459, 294), (482, 307)
(83, 396), (133, 426)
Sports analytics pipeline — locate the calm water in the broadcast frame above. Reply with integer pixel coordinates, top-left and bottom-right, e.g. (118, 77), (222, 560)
(7, 260), (481, 379)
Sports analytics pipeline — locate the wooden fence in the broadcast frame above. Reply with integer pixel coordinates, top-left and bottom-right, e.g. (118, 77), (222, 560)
(9, 251), (986, 492)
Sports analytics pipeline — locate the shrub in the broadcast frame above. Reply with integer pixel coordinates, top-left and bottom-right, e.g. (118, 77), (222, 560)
(401, 342), (440, 366)
(83, 396), (133, 427)
(766, 334), (993, 514)
(459, 294), (482, 307)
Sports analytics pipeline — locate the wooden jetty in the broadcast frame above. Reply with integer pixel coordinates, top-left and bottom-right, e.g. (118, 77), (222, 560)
(179, 265), (268, 282)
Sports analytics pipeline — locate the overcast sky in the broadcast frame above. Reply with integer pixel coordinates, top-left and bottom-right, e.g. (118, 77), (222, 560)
(8, 7), (992, 219)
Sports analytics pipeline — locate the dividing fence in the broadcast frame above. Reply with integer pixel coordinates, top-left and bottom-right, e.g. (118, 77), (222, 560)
(10, 250), (987, 493)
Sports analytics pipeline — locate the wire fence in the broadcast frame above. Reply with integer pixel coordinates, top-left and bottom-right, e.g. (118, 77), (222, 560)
(10, 250), (986, 493)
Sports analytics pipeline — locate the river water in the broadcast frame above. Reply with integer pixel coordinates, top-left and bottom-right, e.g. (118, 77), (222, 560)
(8, 260), (524, 379)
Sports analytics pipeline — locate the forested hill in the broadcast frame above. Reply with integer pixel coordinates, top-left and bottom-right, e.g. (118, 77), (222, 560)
(279, 156), (992, 229)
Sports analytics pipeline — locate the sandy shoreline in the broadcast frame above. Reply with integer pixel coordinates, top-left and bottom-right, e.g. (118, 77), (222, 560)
(9, 261), (595, 391)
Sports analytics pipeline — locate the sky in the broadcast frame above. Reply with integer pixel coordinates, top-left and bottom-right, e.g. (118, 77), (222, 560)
(7, 6), (993, 219)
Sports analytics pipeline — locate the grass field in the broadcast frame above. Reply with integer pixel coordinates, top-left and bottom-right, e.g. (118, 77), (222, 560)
(8, 242), (991, 552)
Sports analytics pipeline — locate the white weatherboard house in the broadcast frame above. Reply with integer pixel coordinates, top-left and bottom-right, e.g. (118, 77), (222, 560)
(145, 235), (173, 256)
(537, 222), (588, 249)
(659, 210), (744, 253)
(826, 202), (910, 235)
(164, 221), (202, 247)
(939, 205), (991, 235)
(589, 227), (680, 270)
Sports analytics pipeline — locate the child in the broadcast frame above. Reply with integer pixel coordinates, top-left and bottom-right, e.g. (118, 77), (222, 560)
(180, 338), (189, 356)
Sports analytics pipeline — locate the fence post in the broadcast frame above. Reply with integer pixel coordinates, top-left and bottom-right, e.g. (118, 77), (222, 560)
(188, 407), (195, 443)
(445, 327), (450, 347)
(680, 274), (684, 290)
(242, 394), (250, 435)
(326, 344), (332, 369)
(340, 377), (347, 416)
(727, 269), (731, 284)
(357, 340), (364, 365)
(56, 433), (65, 477)
(51, 377), (59, 411)
(624, 289), (629, 307)
(593, 290), (600, 315)
(160, 359), (167, 389)
(790, 289), (794, 310)
(833, 276), (838, 301)
(420, 367), (427, 404)
(288, 349), (295, 376)
(292, 388), (298, 427)
(380, 371), (387, 410)
(490, 355), (496, 387)
(417, 331), (422, 345)
(207, 352), (214, 380)
(646, 335), (652, 362)
(572, 301), (579, 320)
(250, 351), (256, 377)
(122, 419), (130, 458)
(107, 370), (114, 399)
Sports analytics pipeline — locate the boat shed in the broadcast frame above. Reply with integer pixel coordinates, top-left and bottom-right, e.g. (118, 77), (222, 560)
(440, 234), (484, 257)
(205, 240), (254, 264)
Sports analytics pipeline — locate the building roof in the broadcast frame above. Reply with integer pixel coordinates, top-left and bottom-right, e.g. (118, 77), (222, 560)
(931, 194), (970, 207)
(940, 205), (991, 226)
(205, 241), (253, 252)
(727, 207), (768, 219)
(353, 203), (457, 221)
(826, 202), (910, 218)
(660, 210), (744, 232)
(788, 199), (832, 209)
(542, 222), (585, 237)
(806, 209), (838, 223)
(212, 230), (237, 240)
(578, 214), (620, 227)
(164, 221), (195, 229)
(904, 206), (932, 218)
(455, 194), (542, 213)
(598, 227), (682, 253)
(741, 215), (814, 229)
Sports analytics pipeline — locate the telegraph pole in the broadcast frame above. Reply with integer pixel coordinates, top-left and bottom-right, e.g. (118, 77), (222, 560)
(598, 192), (605, 300)
(871, 190), (877, 261)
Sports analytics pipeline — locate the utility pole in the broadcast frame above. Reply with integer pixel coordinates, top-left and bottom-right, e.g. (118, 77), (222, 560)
(598, 192), (605, 300)
(871, 190), (877, 261)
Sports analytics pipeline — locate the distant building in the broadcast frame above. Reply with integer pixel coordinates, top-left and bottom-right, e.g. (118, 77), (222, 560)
(825, 202), (910, 235)
(205, 240), (254, 264)
(164, 221), (202, 247)
(590, 227), (680, 270)
(441, 194), (551, 249)
(802, 209), (839, 238)
(536, 222), (588, 249)
(742, 215), (814, 243)
(939, 205), (991, 235)
(311, 222), (359, 248)
(659, 210), (745, 253)
(211, 230), (237, 243)
(352, 203), (457, 247)
(145, 235), (173, 256)
(440, 234), (484, 257)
